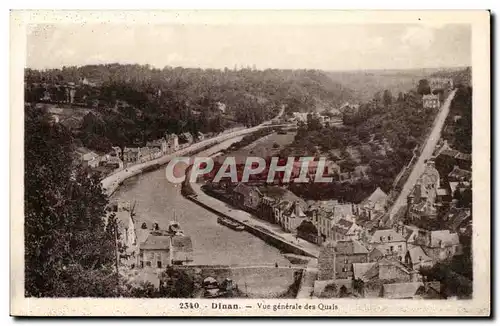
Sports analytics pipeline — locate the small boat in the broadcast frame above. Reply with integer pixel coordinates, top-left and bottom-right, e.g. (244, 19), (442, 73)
(217, 216), (245, 231)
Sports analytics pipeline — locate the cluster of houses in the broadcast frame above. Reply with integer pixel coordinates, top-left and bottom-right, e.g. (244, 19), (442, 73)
(74, 130), (206, 176)
(286, 110), (343, 127)
(105, 200), (194, 277)
(311, 138), (471, 299)
(407, 141), (472, 232)
(224, 176), (466, 299)
(421, 77), (455, 110)
(430, 77), (454, 92)
(208, 141), (469, 299)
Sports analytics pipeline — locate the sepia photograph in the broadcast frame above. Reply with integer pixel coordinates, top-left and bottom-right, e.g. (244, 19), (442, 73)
(10, 10), (490, 316)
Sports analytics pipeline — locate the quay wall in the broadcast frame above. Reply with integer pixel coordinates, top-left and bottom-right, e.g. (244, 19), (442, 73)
(185, 194), (317, 258)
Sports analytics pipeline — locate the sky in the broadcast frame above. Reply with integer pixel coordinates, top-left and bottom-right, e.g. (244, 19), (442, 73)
(26, 23), (471, 71)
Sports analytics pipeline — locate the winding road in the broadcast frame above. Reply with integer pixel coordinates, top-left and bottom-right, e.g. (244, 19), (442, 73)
(388, 89), (457, 220)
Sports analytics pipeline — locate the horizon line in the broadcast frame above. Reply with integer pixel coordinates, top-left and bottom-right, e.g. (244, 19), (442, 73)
(24, 62), (471, 73)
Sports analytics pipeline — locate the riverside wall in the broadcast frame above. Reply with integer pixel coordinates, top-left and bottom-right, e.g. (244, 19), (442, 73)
(184, 193), (317, 258)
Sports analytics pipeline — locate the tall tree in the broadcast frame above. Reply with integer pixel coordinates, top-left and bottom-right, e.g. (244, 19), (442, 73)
(383, 90), (393, 107)
(24, 105), (118, 297)
(417, 79), (431, 95)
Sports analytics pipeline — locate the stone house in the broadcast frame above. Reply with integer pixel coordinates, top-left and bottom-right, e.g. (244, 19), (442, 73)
(146, 138), (168, 153)
(430, 77), (454, 91)
(330, 218), (363, 242)
(138, 234), (171, 269)
(369, 229), (407, 261)
(353, 258), (419, 283)
(406, 159), (443, 224)
(358, 187), (388, 221)
(296, 220), (322, 244)
(123, 147), (142, 163)
(315, 203), (357, 241)
(165, 134), (180, 153)
(279, 200), (307, 232)
(412, 229), (462, 262)
(405, 246), (434, 270)
(422, 94), (440, 109)
(318, 240), (369, 280)
(232, 183), (262, 211)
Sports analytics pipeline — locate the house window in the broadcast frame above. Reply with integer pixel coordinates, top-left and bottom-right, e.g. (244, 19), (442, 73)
(344, 258), (348, 264)
(398, 245), (403, 251)
(140, 261), (144, 268)
(146, 261), (152, 267)
(390, 246), (394, 252)
(157, 261), (162, 268)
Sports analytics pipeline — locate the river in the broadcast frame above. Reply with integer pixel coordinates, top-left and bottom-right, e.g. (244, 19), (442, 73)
(112, 136), (291, 266)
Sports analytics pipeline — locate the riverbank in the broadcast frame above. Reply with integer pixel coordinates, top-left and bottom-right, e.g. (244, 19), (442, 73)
(101, 124), (285, 196)
(182, 161), (320, 258)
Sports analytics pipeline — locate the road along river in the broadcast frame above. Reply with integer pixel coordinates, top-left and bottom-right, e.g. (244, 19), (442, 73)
(111, 136), (291, 266)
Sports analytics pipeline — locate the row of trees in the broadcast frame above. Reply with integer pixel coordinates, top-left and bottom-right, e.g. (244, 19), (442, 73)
(443, 85), (472, 154)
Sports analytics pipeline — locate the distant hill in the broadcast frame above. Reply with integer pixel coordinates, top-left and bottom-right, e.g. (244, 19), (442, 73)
(326, 67), (468, 102)
(430, 67), (472, 87)
(25, 65), (356, 152)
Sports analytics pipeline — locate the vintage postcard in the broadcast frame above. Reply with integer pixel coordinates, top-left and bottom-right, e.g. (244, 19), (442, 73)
(10, 10), (490, 316)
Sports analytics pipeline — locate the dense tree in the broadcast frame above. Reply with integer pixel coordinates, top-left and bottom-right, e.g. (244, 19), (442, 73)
(25, 65), (355, 152)
(383, 90), (393, 107)
(417, 79), (431, 95)
(24, 105), (118, 297)
(397, 92), (404, 103)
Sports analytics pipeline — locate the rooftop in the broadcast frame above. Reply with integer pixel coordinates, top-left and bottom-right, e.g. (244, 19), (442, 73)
(335, 239), (369, 255)
(370, 229), (406, 244)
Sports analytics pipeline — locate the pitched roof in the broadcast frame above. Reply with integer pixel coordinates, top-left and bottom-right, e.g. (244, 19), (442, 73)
(383, 282), (424, 299)
(259, 186), (305, 207)
(335, 240), (369, 255)
(140, 234), (171, 250)
(352, 262), (376, 281)
(439, 148), (460, 158)
(283, 200), (307, 218)
(447, 209), (472, 231)
(171, 235), (193, 253)
(407, 246), (433, 265)
(362, 187), (388, 206)
(363, 258), (413, 281)
(333, 204), (355, 219)
(370, 229), (405, 244)
(448, 166), (472, 181)
(306, 199), (339, 212)
(233, 183), (261, 197)
(332, 218), (355, 236)
(429, 230), (460, 248)
(368, 247), (385, 261)
(455, 152), (471, 161)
